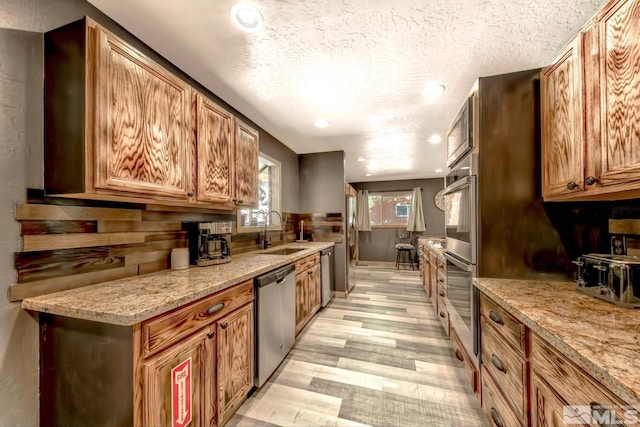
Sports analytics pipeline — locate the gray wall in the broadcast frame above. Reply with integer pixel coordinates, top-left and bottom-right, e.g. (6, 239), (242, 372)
(351, 178), (445, 262)
(259, 132), (299, 213)
(299, 151), (348, 292)
(0, 1), (108, 424)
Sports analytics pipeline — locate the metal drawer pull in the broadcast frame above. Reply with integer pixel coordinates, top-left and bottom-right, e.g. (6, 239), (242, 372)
(207, 331), (215, 339)
(489, 310), (503, 325)
(438, 291), (445, 297)
(455, 349), (464, 362)
(439, 311), (446, 319)
(491, 354), (506, 373)
(206, 303), (225, 315)
(490, 408), (504, 427)
(220, 322), (228, 329)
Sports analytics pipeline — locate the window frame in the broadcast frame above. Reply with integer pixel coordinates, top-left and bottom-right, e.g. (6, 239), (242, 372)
(367, 190), (413, 229)
(236, 152), (282, 233)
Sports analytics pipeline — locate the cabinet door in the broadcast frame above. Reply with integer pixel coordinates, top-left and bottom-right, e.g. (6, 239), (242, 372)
(595, 0), (640, 189)
(142, 327), (215, 427)
(233, 119), (259, 206)
(307, 263), (321, 315)
(94, 26), (192, 199)
(196, 95), (234, 204)
(217, 304), (253, 426)
(541, 36), (586, 199)
(295, 272), (309, 335)
(531, 372), (586, 427)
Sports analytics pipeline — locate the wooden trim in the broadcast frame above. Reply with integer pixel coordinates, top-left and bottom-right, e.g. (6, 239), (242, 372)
(609, 219), (640, 235)
(15, 204), (141, 221)
(9, 265), (138, 301)
(23, 232), (146, 252)
(97, 221), (181, 233)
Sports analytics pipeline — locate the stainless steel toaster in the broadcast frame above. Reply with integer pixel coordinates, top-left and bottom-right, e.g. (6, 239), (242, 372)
(573, 254), (640, 308)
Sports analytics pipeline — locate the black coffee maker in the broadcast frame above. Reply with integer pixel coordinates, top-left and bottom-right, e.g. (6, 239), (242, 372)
(190, 222), (232, 266)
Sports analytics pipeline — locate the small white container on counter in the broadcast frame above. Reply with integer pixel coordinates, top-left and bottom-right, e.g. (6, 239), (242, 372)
(171, 248), (189, 270)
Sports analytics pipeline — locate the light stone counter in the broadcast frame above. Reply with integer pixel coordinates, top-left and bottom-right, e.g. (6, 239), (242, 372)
(418, 237), (445, 260)
(22, 242), (333, 326)
(474, 277), (640, 407)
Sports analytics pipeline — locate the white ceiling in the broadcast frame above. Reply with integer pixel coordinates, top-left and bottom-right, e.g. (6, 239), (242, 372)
(87, 0), (605, 182)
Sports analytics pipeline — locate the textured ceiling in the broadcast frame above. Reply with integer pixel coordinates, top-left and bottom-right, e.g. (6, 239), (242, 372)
(87, 0), (605, 182)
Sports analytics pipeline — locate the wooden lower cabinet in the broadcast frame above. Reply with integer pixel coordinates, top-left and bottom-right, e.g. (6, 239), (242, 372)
(295, 253), (321, 335)
(142, 326), (215, 427)
(531, 372), (577, 427)
(216, 304), (254, 425)
(39, 281), (254, 427)
(482, 367), (524, 427)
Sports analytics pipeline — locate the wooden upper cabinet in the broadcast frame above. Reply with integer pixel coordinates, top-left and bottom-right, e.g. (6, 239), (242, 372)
(233, 120), (259, 206)
(196, 94), (234, 204)
(542, 0), (640, 201)
(94, 25), (192, 199)
(595, 0), (640, 190)
(541, 36), (586, 199)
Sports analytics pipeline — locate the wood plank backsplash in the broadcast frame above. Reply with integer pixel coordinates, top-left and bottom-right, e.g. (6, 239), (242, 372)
(9, 192), (343, 301)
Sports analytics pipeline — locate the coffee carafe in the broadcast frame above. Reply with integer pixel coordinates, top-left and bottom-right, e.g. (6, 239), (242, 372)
(196, 222), (232, 266)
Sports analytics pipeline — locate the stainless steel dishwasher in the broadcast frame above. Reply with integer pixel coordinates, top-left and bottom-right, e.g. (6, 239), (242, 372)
(321, 247), (334, 307)
(254, 264), (296, 388)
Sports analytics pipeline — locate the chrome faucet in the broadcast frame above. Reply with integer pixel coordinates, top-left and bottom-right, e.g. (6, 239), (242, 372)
(262, 210), (283, 249)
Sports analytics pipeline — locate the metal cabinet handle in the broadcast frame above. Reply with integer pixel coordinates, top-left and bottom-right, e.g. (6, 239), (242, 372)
(207, 331), (215, 339)
(206, 303), (225, 315)
(489, 310), (503, 325)
(491, 354), (506, 373)
(220, 322), (228, 329)
(439, 311), (446, 319)
(566, 181), (579, 190)
(585, 176), (599, 186)
(187, 191), (195, 197)
(238, 199), (244, 204)
(455, 349), (464, 362)
(438, 291), (445, 297)
(490, 408), (504, 427)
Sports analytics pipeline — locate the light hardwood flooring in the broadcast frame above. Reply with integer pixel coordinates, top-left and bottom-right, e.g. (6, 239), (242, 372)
(229, 265), (489, 427)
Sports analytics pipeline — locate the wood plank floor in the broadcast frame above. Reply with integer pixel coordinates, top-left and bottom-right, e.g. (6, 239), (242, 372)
(229, 265), (489, 427)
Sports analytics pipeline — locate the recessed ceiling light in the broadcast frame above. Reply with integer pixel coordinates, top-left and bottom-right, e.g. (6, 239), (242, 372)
(357, 157), (367, 162)
(365, 173), (372, 177)
(428, 135), (442, 144)
(314, 118), (330, 128)
(231, 3), (263, 31)
(435, 168), (443, 173)
(422, 82), (446, 99)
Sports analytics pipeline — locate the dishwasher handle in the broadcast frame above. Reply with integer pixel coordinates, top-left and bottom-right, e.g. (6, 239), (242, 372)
(255, 264), (295, 288)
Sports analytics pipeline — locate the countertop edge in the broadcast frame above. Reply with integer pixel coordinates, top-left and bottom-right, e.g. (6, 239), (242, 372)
(22, 242), (334, 326)
(473, 278), (640, 408)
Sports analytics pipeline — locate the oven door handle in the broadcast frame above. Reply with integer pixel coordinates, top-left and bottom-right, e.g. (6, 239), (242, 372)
(443, 175), (472, 195)
(444, 252), (473, 272)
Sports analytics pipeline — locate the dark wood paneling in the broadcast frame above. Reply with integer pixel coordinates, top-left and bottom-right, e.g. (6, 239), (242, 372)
(21, 220), (97, 235)
(15, 247), (124, 283)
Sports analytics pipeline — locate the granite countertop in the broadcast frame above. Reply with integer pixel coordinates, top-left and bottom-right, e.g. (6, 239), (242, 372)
(22, 242), (333, 326)
(474, 277), (640, 407)
(418, 237), (445, 260)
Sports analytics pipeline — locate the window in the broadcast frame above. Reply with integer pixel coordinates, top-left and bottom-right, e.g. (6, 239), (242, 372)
(236, 153), (281, 233)
(368, 191), (413, 227)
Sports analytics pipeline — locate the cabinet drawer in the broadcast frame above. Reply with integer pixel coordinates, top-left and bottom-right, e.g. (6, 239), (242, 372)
(482, 367), (524, 427)
(530, 332), (628, 411)
(437, 295), (449, 336)
(451, 328), (478, 394)
(436, 268), (446, 295)
(481, 319), (527, 422)
(479, 293), (525, 355)
(142, 280), (254, 357)
(295, 253), (319, 273)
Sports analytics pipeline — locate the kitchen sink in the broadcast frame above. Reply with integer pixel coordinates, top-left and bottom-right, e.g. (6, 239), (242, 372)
(261, 247), (306, 255)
